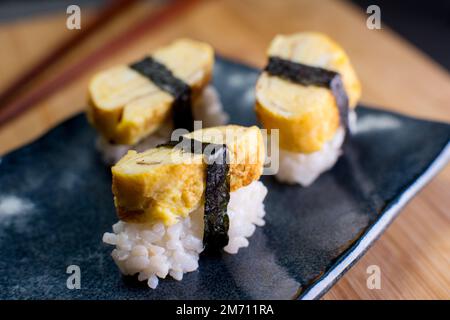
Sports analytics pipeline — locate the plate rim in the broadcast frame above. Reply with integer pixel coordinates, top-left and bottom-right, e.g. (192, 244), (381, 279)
(298, 141), (450, 299)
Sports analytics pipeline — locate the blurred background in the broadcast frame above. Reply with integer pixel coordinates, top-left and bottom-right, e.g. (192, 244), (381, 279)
(0, 0), (449, 300)
(1, 0), (449, 68)
(1, 0), (447, 152)
(353, 0), (450, 70)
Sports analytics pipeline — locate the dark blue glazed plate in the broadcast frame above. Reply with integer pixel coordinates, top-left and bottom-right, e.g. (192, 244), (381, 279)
(0, 57), (449, 300)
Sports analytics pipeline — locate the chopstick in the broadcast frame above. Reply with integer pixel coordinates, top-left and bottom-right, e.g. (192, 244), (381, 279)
(0, 0), (201, 127)
(0, 0), (138, 108)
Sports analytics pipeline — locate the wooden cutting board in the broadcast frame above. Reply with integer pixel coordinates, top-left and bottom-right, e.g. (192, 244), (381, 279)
(0, 0), (448, 299)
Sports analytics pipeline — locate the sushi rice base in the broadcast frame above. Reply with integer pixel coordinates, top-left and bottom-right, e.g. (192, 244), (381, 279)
(97, 86), (229, 165)
(103, 180), (267, 289)
(276, 110), (357, 186)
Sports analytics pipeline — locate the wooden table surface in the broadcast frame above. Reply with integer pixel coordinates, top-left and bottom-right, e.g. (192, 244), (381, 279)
(0, 0), (449, 299)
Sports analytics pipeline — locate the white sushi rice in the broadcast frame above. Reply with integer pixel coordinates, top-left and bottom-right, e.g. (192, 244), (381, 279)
(97, 85), (229, 165)
(348, 109), (357, 133)
(192, 86), (229, 127)
(276, 110), (357, 186)
(103, 180), (267, 289)
(96, 122), (172, 165)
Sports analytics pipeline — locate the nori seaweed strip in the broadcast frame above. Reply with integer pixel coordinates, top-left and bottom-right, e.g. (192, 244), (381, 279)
(130, 57), (194, 131)
(203, 145), (230, 253)
(158, 136), (230, 252)
(265, 56), (349, 130)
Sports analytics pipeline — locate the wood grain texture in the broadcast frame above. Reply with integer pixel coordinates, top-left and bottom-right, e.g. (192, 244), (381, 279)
(0, 0), (448, 299)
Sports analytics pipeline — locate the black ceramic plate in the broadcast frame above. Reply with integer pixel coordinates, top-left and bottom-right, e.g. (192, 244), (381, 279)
(0, 57), (449, 300)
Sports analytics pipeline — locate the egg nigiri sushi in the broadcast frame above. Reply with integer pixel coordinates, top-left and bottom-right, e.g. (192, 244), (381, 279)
(255, 32), (361, 186)
(87, 38), (228, 164)
(103, 125), (267, 288)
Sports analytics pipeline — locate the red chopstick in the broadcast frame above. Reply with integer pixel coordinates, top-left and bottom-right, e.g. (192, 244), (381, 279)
(0, 0), (138, 108)
(0, 0), (201, 127)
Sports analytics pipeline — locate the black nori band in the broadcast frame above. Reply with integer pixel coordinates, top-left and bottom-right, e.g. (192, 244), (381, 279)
(130, 56), (194, 131)
(203, 145), (230, 253)
(158, 137), (230, 252)
(265, 56), (349, 129)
